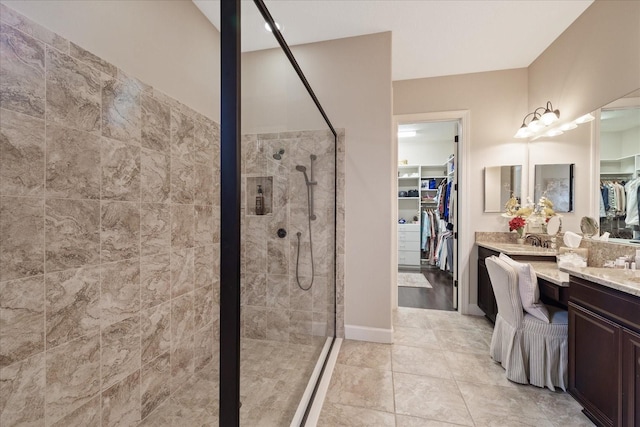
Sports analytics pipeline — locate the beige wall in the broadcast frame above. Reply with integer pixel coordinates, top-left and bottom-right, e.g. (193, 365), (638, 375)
(394, 69), (529, 308)
(1, 0), (221, 121)
(296, 33), (393, 337)
(528, 0), (640, 122)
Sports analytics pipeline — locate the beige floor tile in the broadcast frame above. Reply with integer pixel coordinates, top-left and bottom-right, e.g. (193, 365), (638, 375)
(392, 345), (452, 379)
(394, 307), (433, 329)
(433, 328), (489, 354)
(443, 350), (517, 387)
(393, 372), (474, 426)
(396, 414), (472, 426)
(337, 340), (392, 370)
(317, 402), (396, 426)
(394, 326), (441, 349)
(457, 380), (552, 426)
(326, 363), (395, 412)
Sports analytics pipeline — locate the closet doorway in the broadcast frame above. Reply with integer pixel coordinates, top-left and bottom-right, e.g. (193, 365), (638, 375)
(395, 119), (459, 311)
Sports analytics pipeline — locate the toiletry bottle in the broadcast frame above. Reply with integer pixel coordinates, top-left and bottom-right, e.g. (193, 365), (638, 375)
(255, 185), (265, 215)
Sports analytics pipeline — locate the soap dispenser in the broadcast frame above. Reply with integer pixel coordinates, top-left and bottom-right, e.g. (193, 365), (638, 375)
(255, 185), (265, 215)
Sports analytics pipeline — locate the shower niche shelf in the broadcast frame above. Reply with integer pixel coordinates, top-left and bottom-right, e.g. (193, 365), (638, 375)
(245, 176), (273, 216)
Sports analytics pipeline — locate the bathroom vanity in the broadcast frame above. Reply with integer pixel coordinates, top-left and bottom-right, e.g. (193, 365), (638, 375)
(560, 266), (640, 427)
(476, 242), (565, 322)
(477, 236), (640, 427)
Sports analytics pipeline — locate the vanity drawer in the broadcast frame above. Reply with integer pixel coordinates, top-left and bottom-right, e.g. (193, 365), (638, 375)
(398, 250), (420, 265)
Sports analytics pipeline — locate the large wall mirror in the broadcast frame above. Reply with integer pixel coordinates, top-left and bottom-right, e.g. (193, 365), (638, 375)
(534, 163), (574, 212)
(484, 165), (522, 212)
(598, 89), (640, 239)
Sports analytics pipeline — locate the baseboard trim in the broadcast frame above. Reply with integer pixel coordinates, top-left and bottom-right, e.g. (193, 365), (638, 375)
(465, 303), (485, 316)
(344, 324), (393, 343)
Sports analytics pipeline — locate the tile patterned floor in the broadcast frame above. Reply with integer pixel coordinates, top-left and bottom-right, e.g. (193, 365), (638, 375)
(318, 307), (594, 427)
(138, 338), (323, 426)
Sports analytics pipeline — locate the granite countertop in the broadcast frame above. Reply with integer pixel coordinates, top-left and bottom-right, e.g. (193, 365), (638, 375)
(529, 261), (569, 287)
(476, 241), (558, 257)
(559, 265), (640, 297)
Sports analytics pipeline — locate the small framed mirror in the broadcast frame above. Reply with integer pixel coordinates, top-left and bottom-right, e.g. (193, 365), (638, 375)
(484, 165), (522, 212)
(580, 216), (599, 237)
(534, 164), (574, 212)
(546, 215), (562, 235)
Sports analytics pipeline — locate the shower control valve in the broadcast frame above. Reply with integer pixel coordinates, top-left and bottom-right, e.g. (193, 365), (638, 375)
(277, 228), (287, 238)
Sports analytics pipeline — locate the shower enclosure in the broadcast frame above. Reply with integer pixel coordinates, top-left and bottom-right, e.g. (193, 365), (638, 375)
(221, 0), (339, 424)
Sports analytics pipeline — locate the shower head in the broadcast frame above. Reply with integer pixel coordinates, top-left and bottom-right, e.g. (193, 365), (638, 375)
(295, 165), (306, 172)
(272, 148), (285, 160)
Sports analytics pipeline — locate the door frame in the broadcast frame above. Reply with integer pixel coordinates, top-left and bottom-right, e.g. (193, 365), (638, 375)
(392, 110), (472, 314)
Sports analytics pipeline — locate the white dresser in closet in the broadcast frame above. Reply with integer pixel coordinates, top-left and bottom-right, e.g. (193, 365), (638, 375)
(398, 223), (420, 267)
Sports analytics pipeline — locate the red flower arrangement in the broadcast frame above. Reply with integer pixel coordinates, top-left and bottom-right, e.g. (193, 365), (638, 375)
(508, 216), (527, 238)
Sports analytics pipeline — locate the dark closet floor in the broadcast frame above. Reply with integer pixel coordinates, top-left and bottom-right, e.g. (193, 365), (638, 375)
(398, 265), (455, 311)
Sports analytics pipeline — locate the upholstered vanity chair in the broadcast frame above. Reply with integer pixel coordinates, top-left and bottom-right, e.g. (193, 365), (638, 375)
(485, 256), (568, 391)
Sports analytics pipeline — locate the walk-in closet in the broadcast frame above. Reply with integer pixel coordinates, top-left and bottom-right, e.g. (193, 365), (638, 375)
(396, 120), (457, 311)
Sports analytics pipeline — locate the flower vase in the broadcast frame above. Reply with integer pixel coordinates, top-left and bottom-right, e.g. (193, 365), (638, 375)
(516, 229), (525, 245)
(516, 237), (525, 245)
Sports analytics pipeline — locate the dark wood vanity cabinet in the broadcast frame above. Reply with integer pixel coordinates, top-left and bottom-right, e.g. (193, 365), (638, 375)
(477, 246), (560, 323)
(568, 276), (640, 427)
(477, 247), (498, 322)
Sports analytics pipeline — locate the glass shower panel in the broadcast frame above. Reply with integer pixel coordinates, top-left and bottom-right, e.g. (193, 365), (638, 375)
(239, 1), (337, 424)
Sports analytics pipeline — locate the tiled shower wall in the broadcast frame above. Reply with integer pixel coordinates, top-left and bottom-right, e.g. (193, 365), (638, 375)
(0, 4), (219, 425)
(240, 131), (341, 344)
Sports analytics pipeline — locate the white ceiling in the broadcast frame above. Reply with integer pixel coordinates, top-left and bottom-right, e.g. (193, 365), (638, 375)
(194, 0), (593, 81)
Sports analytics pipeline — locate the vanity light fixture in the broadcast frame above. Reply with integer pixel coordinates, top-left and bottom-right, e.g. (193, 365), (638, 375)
(514, 101), (561, 138)
(575, 113), (595, 124)
(559, 122), (578, 131)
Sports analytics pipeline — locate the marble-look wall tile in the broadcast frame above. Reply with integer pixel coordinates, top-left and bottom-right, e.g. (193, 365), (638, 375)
(171, 110), (195, 162)
(289, 310), (312, 344)
(0, 352), (45, 426)
(0, 196), (44, 281)
(45, 333), (100, 425)
(45, 198), (101, 272)
(101, 137), (140, 201)
(267, 240), (288, 275)
(101, 259), (140, 327)
(141, 302), (170, 365)
(140, 252), (170, 310)
(194, 284), (213, 331)
(171, 293), (194, 387)
(101, 201), (140, 262)
(70, 42), (117, 77)
(266, 275), (289, 309)
(45, 265), (100, 349)
(46, 122), (101, 200)
(194, 162), (214, 205)
(193, 323), (214, 371)
(0, 108), (45, 196)
(243, 306), (267, 339)
(0, 275), (44, 368)
(242, 273), (266, 307)
(266, 308), (289, 342)
(0, 23), (45, 118)
(140, 203), (170, 257)
(46, 47), (100, 134)
(102, 77), (141, 144)
(290, 278), (313, 311)
(171, 248), (194, 299)
(171, 156), (194, 204)
(101, 370), (141, 427)
(193, 120), (214, 165)
(101, 315), (140, 390)
(171, 204), (194, 249)
(141, 94), (170, 153)
(50, 395), (100, 427)
(194, 245), (214, 290)
(141, 148), (170, 203)
(141, 351), (170, 420)
(194, 205), (214, 247)
(0, 4), (68, 52)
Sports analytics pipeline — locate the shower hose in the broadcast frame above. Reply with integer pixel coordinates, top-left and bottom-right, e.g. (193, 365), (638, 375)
(295, 181), (315, 291)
